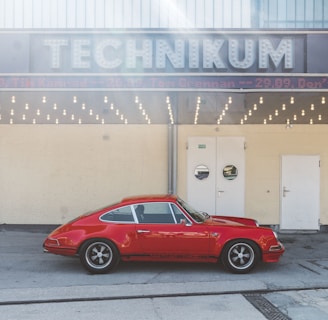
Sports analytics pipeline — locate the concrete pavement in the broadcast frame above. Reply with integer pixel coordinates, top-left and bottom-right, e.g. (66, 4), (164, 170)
(0, 227), (328, 319)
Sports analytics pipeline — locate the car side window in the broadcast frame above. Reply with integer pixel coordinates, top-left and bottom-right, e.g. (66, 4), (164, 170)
(100, 205), (135, 223)
(171, 204), (191, 224)
(134, 202), (175, 224)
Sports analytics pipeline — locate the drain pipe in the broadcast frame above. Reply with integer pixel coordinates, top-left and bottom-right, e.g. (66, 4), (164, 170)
(168, 124), (177, 194)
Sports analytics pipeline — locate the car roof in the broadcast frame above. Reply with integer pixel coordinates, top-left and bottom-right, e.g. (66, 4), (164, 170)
(120, 194), (178, 204)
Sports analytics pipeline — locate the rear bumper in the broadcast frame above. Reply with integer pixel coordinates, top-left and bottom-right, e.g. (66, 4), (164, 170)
(262, 241), (285, 263)
(43, 245), (77, 256)
(43, 238), (77, 256)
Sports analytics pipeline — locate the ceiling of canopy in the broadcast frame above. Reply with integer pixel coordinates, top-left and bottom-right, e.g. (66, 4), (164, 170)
(0, 91), (327, 126)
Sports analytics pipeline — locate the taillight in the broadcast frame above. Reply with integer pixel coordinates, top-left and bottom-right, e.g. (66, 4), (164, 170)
(46, 238), (60, 246)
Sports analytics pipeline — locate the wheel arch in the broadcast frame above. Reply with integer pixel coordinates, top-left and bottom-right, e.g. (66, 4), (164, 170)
(219, 238), (263, 261)
(77, 237), (120, 255)
(78, 237), (121, 274)
(219, 238), (263, 274)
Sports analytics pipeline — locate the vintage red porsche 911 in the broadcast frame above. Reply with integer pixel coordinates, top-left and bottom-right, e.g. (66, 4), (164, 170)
(43, 194), (284, 274)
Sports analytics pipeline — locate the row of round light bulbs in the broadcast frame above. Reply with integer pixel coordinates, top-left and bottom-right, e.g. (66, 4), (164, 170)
(194, 96), (233, 125)
(104, 98), (128, 124)
(166, 96), (175, 124)
(5, 95), (129, 124)
(5, 94), (176, 125)
(4, 108), (107, 125)
(193, 96), (201, 124)
(241, 96), (265, 124)
(241, 96), (326, 125)
(134, 96), (151, 124)
(6, 102), (111, 124)
(5, 94), (327, 125)
(193, 95), (326, 125)
(216, 96), (232, 124)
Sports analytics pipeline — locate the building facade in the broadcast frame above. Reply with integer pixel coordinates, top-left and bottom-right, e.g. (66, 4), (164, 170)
(1, 0), (328, 231)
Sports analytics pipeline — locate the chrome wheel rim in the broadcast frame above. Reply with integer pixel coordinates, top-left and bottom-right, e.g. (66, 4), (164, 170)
(85, 242), (113, 269)
(227, 243), (255, 270)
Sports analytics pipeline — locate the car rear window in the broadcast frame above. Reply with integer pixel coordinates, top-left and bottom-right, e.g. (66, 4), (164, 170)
(100, 205), (134, 223)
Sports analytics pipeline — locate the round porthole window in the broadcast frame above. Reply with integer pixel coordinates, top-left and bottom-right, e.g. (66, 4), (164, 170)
(194, 165), (210, 180)
(223, 165), (238, 180)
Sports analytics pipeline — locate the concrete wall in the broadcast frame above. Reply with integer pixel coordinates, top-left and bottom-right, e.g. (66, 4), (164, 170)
(0, 125), (168, 224)
(1, 124), (328, 226)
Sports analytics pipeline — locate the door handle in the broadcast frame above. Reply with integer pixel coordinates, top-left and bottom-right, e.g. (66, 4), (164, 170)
(283, 186), (290, 197)
(137, 229), (150, 234)
(218, 190), (225, 197)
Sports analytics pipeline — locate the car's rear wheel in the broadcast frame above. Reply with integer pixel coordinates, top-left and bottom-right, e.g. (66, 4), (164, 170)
(221, 240), (260, 274)
(79, 239), (120, 274)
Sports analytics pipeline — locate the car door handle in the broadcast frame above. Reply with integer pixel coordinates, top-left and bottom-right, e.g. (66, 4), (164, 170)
(137, 229), (151, 234)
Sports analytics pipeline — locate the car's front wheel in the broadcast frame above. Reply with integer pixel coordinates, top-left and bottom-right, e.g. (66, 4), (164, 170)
(79, 239), (120, 274)
(221, 240), (260, 274)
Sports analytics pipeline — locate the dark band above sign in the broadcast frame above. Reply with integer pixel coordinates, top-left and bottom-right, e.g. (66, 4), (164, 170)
(0, 31), (327, 90)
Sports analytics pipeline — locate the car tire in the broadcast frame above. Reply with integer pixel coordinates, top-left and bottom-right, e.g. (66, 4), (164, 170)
(79, 239), (120, 274)
(221, 239), (260, 274)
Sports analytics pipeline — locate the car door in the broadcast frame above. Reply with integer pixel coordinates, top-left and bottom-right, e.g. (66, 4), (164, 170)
(134, 202), (210, 258)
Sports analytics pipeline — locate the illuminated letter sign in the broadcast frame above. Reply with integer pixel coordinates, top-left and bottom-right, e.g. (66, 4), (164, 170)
(259, 38), (294, 69)
(40, 34), (297, 73)
(126, 39), (153, 69)
(94, 39), (122, 69)
(156, 39), (185, 69)
(72, 39), (91, 69)
(189, 39), (200, 68)
(203, 39), (225, 69)
(43, 39), (68, 69)
(228, 39), (255, 69)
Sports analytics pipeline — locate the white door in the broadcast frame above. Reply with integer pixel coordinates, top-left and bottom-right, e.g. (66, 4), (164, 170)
(187, 137), (245, 216)
(281, 155), (320, 230)
(187, 137), (217, 214)
(216, 137), (245, 216)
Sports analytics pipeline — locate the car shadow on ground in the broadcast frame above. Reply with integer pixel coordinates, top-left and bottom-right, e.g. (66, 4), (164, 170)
(43, 257), (281, 276)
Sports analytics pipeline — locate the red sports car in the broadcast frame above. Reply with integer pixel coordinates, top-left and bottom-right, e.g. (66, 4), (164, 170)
(43, 194), (284, 274)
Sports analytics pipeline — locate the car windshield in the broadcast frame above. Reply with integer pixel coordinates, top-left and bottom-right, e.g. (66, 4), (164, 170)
(177, 198), (209, 223)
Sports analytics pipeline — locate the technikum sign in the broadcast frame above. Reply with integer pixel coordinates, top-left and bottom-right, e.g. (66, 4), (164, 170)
(40, 35), (296, 72)
(0, 31), (327, 90)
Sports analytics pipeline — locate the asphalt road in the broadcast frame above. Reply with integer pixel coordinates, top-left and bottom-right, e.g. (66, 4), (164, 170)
(0, 228), (328, 319)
